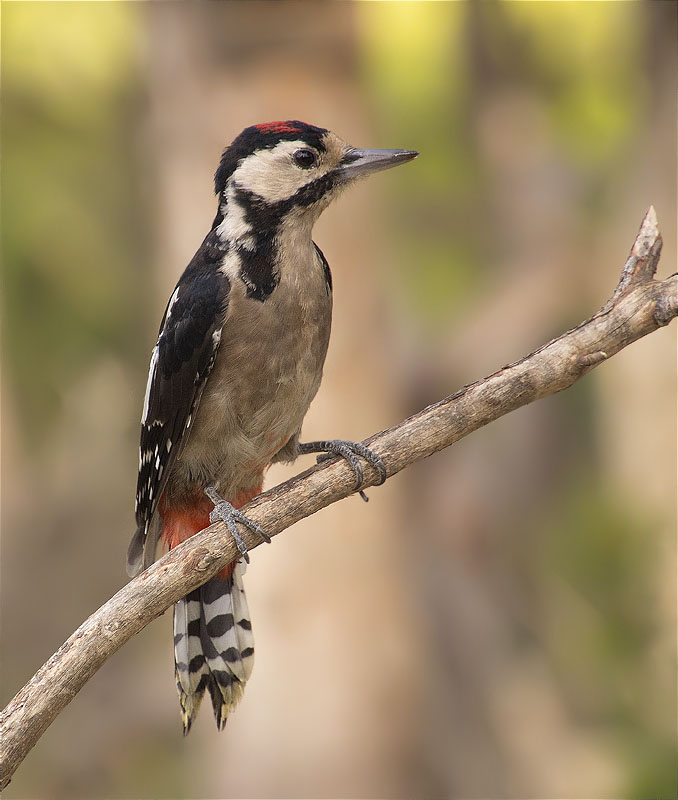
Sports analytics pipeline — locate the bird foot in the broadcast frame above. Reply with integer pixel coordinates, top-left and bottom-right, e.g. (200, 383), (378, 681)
(204, 486), (271, 564)
(298, 439), (387, 496)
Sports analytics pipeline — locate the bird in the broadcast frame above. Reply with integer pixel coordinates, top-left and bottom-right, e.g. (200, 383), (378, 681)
(127, 120), (418, 733)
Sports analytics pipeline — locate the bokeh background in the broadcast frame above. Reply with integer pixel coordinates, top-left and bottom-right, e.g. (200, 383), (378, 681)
(2, 2), (676, 798)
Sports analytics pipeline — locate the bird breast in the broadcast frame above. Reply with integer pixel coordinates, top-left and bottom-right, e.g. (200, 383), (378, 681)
(177, 242), (332, 495)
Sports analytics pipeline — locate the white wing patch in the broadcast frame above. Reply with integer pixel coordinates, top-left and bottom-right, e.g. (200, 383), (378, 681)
(141, 286), (180, 425)
(141, 344), (159, 424)
(165, 285), (181, 321)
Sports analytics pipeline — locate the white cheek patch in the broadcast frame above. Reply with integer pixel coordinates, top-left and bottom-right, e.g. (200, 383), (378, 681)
(216, 184), (253, 243)
(230, 140), (323, 204)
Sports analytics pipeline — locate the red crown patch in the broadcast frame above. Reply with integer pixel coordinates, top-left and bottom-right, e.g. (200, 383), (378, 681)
(254, 121), (305, 135)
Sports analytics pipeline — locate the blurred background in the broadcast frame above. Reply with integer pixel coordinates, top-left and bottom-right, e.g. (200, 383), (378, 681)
(2, 2), (676, 798)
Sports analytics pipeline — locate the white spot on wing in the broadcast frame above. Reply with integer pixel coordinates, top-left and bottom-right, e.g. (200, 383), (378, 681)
(141, 345), (159, 424)
(165, 285), (181, 322)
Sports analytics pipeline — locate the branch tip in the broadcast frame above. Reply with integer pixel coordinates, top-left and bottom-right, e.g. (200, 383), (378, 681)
(633, 205), (661, 259)
(641, 204), (658, 234)
(612, 206), (663, 302)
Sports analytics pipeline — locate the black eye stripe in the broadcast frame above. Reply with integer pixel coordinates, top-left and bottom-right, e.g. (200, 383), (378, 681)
(294, 148), (317, 169)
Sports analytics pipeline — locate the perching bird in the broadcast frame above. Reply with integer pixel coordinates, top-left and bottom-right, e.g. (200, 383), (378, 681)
(128, 121), (417, 732)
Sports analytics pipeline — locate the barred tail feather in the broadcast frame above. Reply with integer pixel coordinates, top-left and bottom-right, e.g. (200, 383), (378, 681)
(173, 560), (254, 732)
(174, 589), (210, 733)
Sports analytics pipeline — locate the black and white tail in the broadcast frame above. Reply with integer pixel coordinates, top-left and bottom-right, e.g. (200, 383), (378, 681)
(173, 560), (254, 732)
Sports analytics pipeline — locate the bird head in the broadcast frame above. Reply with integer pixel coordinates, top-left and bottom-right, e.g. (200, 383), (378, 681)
(212, 121), (417, 233)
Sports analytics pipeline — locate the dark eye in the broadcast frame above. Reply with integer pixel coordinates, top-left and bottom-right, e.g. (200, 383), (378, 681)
(294, 148), (317, 169)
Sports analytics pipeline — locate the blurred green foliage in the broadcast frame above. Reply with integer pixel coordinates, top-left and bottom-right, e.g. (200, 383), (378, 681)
(359, 2), (484, 323)
(359, 1), (644, 327)
(498, 2), (643, 166)
(2, 2), (146, 444)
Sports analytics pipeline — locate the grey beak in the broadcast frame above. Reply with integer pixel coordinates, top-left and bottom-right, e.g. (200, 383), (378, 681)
(336, 148), (418, 180)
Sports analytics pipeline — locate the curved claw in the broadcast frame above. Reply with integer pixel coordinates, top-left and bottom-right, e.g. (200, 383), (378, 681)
(298, 439), (387, 491)
(205, 487), (271, 564)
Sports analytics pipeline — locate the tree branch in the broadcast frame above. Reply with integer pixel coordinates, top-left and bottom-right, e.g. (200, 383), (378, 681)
(1, 207), (675, 788)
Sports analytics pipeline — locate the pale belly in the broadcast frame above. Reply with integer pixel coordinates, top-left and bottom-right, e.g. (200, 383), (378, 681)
(167, 269), (332, 503)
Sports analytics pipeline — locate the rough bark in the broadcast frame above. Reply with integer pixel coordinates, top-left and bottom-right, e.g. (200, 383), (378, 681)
(0, 207), (675, 789)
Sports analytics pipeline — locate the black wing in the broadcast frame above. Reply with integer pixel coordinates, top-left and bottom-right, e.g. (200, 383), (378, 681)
(132, 233), (230, 567)
(313, 242), (332, 294)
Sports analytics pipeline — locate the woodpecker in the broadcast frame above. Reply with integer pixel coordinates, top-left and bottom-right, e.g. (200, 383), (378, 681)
(128, 120), (417, 733)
